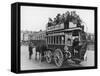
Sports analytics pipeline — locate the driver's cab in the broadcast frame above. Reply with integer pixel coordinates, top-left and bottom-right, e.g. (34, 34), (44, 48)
(65, 29), (87, 60)
(65, 30), (79, 47)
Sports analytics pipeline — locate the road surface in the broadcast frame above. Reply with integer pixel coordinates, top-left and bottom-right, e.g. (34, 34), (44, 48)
(21, 45), (94, 70)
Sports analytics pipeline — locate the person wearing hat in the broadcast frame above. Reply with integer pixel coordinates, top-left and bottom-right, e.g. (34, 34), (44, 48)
(64, 11), (70, 29)
(56, 13), (61, 24)
(76, 15), (82, 27)
(53, 18), (57, 25)
(48, 18), (53, 27)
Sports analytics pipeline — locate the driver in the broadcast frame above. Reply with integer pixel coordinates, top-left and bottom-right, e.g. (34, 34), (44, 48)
(72, 37), (80, 57)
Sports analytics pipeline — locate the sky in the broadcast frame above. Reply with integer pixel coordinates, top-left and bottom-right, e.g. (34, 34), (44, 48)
(21, 6), (94, 33)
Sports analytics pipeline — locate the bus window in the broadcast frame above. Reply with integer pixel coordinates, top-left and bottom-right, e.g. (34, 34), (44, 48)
(54, 36), (56, 44)
(47, 37), (48, 44)
(59, 36), (61, 44)
(55, 36), (56, 44)
(56, 36), (58, 44)
(72, 30), (79, 36)
(49, 36), (51, 44)
(51, 36), (53, 44)
(52, 36), (54, 44)
(48, 37), (50, 44)
(62, 36), (65, 44)
(49, 37), (50, 44)
(67, 38), (71, 46)
(61, 36), (65, 44)
(58, 36), (60, 44)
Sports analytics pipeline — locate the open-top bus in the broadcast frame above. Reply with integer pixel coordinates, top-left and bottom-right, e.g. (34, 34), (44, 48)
(45, 22), (87, 67)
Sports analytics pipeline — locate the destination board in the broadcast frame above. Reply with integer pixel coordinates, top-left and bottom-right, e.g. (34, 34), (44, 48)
(46, 23), (64, 31)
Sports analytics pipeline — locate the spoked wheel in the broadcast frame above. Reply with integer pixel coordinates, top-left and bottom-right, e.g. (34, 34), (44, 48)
(54, 49), (64, 68)
(46, 50), (52, 63)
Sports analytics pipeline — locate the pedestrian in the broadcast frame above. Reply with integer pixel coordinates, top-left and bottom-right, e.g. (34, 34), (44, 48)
(29, 41), (33, 60)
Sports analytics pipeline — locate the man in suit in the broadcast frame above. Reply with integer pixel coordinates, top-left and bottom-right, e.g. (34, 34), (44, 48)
(62, 11), (70, 29)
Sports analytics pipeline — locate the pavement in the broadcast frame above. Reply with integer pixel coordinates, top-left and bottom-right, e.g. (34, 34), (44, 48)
(21, 45), (94, 70)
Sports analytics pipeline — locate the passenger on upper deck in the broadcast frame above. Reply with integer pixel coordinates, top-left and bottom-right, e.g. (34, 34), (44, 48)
(70, 11), (82, 27)
(70, 11), (77, 22)
(56, 13), (61, 24)
(59, 14), (63, 24)
(53, 18), (57, 25)
(64, 11), (70, 28)
(47, 11), (82, 28)
(61, 14), (65, 23)
(47, 18), (53, 27)
(76, 15), (82, 27)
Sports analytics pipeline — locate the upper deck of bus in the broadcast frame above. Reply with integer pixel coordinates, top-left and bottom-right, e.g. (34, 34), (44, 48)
(46, 23), (84, 35)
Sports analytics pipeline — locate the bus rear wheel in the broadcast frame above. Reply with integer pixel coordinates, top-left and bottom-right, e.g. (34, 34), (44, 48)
(54, 49), (64, 68)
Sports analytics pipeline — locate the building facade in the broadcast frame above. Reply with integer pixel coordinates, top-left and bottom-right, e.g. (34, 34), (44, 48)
(31, 30), (46, 40)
